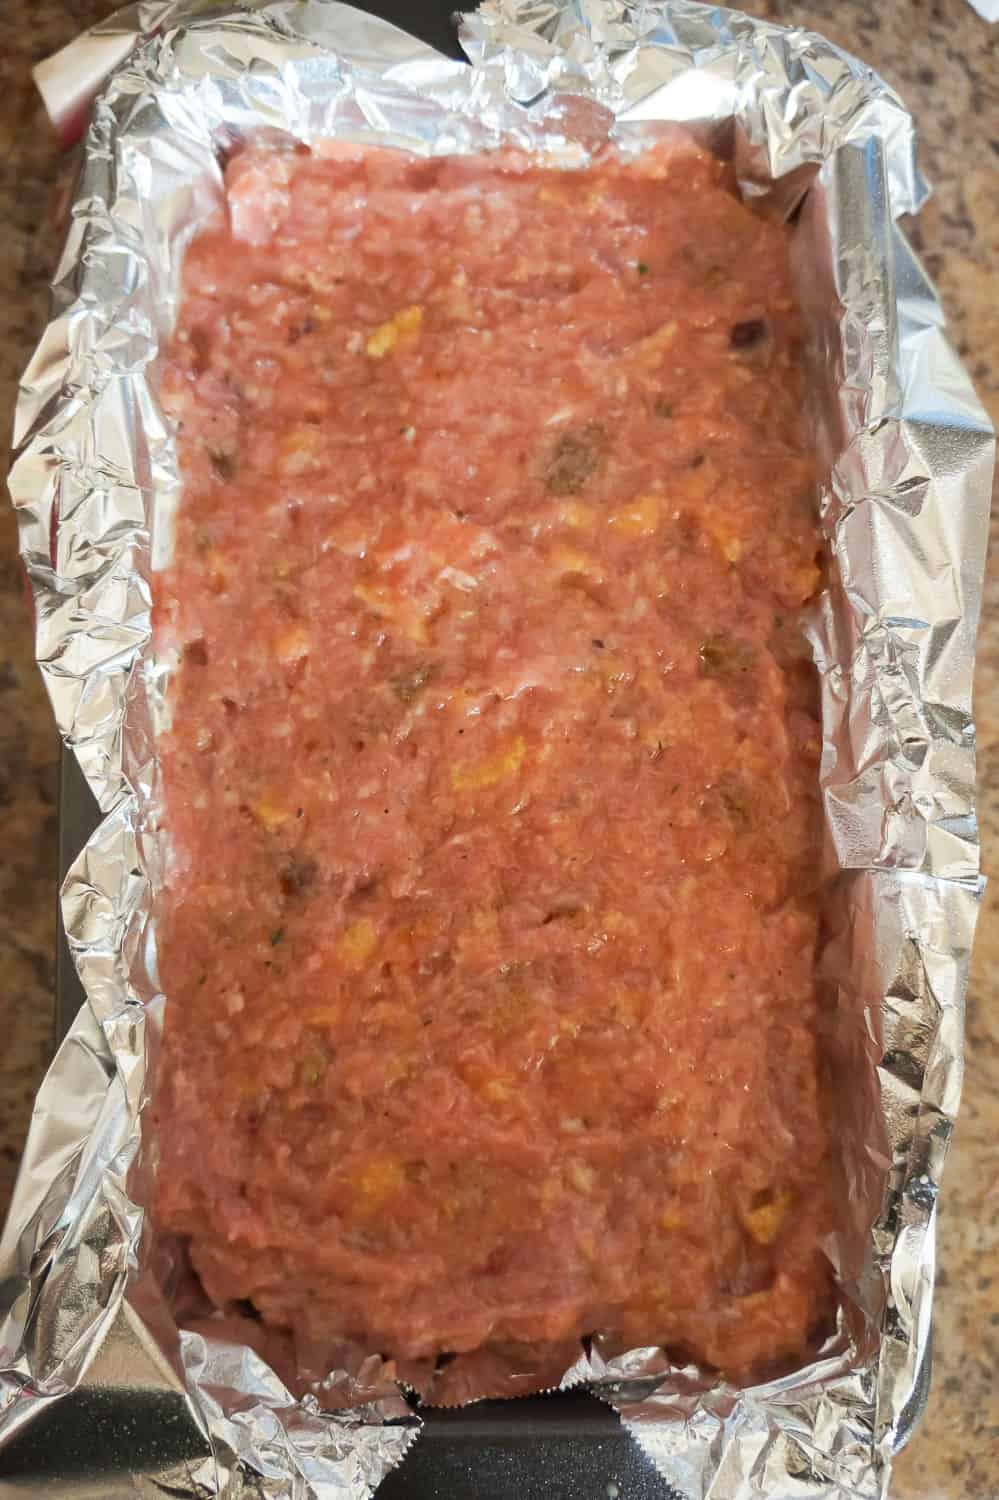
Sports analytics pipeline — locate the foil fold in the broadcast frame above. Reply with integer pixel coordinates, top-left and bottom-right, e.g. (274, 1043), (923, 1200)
(3, 2), (993, 1498)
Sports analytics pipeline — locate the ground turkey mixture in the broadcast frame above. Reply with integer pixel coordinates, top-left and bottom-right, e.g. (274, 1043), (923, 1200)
(153, 136), (832, 1378)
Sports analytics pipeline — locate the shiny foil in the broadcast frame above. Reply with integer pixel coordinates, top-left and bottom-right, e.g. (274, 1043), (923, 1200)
(3, 2), (993, 1497)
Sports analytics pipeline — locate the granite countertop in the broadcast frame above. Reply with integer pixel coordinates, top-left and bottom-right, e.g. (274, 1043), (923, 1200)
(0, 0), (996, 1493)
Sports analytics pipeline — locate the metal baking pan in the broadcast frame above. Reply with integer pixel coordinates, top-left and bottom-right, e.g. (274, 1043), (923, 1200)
(41, 7), (934, 1493)
(49, 752), (676, 1500)
(51, 748), (934, 1495)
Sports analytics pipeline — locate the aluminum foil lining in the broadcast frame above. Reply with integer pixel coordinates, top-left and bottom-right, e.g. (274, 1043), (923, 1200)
(3, 1), (993, 1497)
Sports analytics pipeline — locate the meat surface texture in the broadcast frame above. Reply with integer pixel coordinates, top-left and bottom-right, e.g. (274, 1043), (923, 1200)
(153, 136), (832, 1378)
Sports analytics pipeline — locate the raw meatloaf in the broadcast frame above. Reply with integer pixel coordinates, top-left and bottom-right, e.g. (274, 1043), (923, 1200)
(153, 136), (832, 1377)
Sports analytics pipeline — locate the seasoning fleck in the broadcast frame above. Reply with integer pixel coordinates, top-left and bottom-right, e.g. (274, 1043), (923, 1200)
(730, 318), (768, 351)
(545, 423), (606, 495)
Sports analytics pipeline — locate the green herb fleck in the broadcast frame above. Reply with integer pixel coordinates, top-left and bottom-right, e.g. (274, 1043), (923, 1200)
(544, 423), (607, 496)
(301, 1055), (326, 1087)
(637, 261), (649, 275)
(391, 661), (437, 705)
(718, 777), (751, 823)
(699, 633), (755, 677)
(208, 448), (235, 482)
(270, 927), (285, 947)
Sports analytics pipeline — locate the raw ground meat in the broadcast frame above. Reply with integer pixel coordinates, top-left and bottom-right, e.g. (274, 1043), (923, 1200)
(152, 135), (833, 1378)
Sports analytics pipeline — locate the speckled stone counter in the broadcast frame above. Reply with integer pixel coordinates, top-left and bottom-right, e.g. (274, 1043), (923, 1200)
(0, 1), (996, 1493)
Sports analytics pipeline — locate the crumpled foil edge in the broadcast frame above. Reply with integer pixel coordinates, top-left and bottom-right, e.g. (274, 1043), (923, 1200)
(3, 2), (994, 1498)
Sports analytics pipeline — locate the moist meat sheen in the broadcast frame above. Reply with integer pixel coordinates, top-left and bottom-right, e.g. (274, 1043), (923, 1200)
(154, 138), (832, 1377)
